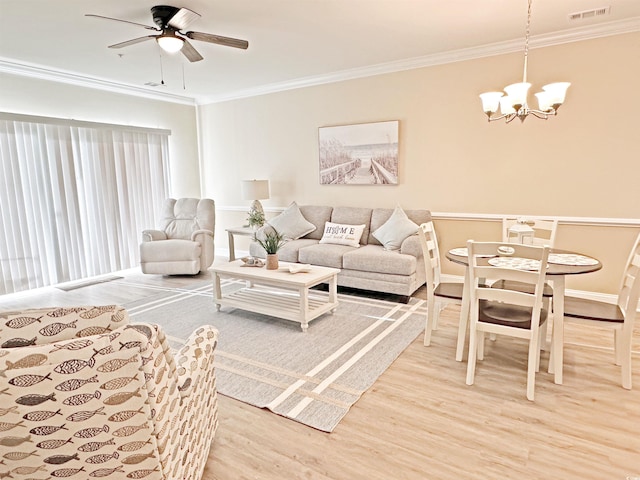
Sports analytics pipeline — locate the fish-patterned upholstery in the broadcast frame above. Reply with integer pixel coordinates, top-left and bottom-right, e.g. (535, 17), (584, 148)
(0, 305), (129, 348)
(0, 306), (218, 480)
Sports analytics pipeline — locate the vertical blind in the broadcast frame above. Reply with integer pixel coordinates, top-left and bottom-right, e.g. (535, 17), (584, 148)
(0, 114), (170, 295)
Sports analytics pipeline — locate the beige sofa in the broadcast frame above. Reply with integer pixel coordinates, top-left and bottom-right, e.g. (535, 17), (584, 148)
(250, 204), (432, 298)
(0, 305), (218, 480)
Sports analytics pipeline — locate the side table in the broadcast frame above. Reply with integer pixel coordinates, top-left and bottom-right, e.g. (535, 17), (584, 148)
(226, 226), (255, 261)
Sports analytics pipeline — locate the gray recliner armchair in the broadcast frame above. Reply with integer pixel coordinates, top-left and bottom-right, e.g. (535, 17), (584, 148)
(140, 197), (215, 274)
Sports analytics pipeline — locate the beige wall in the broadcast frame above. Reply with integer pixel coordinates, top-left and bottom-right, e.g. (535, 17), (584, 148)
(1, 33), (638, 296)
(0, 73), (201, 198)
(198, 32), (640, 295)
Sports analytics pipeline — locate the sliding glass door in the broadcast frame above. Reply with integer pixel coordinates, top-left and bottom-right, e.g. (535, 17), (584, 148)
(0, 114), (170, 295)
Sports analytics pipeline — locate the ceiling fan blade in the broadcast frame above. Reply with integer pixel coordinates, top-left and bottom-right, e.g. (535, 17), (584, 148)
(180, 39), (204, 63)
(167, 8), (201, 30)
(185, 31), (249, 50)
(85, 14), (158, 31)
(108, 36), (156, 49)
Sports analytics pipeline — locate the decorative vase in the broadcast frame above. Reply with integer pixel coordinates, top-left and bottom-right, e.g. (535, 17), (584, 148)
(266, 254), (279, 270)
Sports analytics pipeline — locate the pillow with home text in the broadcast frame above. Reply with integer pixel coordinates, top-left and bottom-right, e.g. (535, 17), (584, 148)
(319, 222), (366, 248)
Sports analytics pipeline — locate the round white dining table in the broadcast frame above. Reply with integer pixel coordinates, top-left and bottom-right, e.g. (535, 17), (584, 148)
(445, 247), (602, 384)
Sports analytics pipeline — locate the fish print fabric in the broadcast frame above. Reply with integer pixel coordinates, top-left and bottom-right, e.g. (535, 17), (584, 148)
(1, 306), (128, 348)
(0, 306), (219, 480)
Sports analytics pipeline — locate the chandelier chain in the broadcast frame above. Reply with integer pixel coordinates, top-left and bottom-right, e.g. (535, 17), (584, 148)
(523, 0), (532, 83)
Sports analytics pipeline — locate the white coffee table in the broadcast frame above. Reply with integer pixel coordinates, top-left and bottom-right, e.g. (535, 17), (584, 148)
(209, 261), (340, 332)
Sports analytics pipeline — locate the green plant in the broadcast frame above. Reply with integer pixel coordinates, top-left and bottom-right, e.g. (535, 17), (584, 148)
(256, 228), (285, 254)
(246, 209), (265, 228)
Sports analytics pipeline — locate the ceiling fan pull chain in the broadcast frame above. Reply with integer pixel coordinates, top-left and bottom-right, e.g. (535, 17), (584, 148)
(159, 54), (165, 86)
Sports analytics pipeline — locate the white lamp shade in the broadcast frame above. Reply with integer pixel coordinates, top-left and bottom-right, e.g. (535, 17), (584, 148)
(157, 35), (184, 53)
(504, 82), (531, 107)
(499, 96), (516, 115)
(542, 82), (571, 105)
(241, 180), (270, 201)
(479, 92), (503, 113)
(534, 91), (553, 112)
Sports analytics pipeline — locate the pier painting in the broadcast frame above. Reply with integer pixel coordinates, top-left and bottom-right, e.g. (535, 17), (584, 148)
(318, 120), (399, 185)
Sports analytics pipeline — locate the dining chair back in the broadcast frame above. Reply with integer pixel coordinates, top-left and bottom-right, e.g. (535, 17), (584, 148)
(502, 217), (558, 247)
(562, 232), (640, 389)
(495, 217), (556, 341)
(465, 241), (550, 401)
(418, 222), (465, 346)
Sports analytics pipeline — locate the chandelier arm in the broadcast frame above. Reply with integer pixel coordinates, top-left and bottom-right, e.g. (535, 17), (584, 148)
(485, 113), (514, 122)
(529, 109), (554, 119)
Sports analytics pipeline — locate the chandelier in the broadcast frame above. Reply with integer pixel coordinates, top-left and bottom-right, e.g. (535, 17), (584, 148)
(479, 0), (570, 123)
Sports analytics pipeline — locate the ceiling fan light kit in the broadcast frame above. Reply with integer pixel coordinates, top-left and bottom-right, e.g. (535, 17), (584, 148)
(479, 0), (570, 123)
(157, 33), (184, 53)
(86, 5), (248, 63)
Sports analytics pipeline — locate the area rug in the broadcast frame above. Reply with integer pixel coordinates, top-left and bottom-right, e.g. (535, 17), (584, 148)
(122, 278), (426, 432)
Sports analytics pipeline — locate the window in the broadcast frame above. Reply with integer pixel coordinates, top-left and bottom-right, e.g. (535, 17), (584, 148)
(0, 113), (170, 295)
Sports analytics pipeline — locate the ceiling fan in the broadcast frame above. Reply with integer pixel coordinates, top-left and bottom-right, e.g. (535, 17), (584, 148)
(86, 5), (249, 63)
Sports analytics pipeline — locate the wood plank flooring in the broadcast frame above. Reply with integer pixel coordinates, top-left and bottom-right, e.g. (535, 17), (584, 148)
(1, 270), (638, 480)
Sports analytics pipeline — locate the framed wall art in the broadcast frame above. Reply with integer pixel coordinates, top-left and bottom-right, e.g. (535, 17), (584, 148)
(318, 120), (399, 185)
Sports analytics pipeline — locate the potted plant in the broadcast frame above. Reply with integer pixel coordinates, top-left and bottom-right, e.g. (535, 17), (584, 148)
(246, 209), (265, 229)
(256, 228), (285, 270)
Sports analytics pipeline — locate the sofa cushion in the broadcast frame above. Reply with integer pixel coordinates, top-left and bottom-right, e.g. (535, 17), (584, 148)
(141, 238), (201, 261)
(372, 205), (419, 251)
(299, 205), (333, 240)
(343, 244), (417, 276)
(280, 239), (320, 263)
(319, 222), (366, 247)
(298, 243), (354, 269)
(264, 201), (316, 240)
(368, 208), (432, 245)
(330, 207), (372, 246)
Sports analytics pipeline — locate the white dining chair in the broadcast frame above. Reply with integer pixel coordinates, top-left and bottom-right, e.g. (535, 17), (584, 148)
(465, 241), (550, 401)
(493, 217), (558, 347)
(502, 217), (558, 247)
(496, 217), (557, 296)
(560, 232), (640, 389)
(418, 221), (465, 346)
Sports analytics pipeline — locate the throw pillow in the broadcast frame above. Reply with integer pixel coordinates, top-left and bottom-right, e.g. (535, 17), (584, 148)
(372, 205), (419, 251)
(319, 222), (366, 248)
(266, 201), (316, 240)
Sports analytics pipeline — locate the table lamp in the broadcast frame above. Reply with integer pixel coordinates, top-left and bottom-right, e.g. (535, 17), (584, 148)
(241, 179), (270, 227)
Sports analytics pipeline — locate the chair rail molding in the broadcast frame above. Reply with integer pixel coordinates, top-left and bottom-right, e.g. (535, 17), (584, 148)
(218, 206), (640, 228)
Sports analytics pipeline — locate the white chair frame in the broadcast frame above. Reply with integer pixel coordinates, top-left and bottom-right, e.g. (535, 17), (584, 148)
(466, 241), (550, 401)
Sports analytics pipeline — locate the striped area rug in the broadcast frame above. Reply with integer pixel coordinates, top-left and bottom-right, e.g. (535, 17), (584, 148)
(123, 278), (426, 432)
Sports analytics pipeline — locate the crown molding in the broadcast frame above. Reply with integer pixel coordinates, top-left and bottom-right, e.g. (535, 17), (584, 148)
(0, 57), (196, 106)
(198, 17), (640, 104)
(1, 17), (638, 106)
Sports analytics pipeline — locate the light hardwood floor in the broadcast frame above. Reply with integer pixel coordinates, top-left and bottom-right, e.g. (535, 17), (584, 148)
(1, 271), (638, 480)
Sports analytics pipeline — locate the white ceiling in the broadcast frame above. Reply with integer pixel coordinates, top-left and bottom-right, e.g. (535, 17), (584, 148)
(1, 0), (639, 104)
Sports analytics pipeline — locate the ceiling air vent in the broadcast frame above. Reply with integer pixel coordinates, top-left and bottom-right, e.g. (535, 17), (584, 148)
(568, 6), (610, 21)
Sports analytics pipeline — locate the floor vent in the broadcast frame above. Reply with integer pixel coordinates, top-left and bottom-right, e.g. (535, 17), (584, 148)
(568, 6), (610, 21)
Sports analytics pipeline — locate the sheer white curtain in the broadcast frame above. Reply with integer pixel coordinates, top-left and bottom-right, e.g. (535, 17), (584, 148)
(0, 114), (170, 295)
